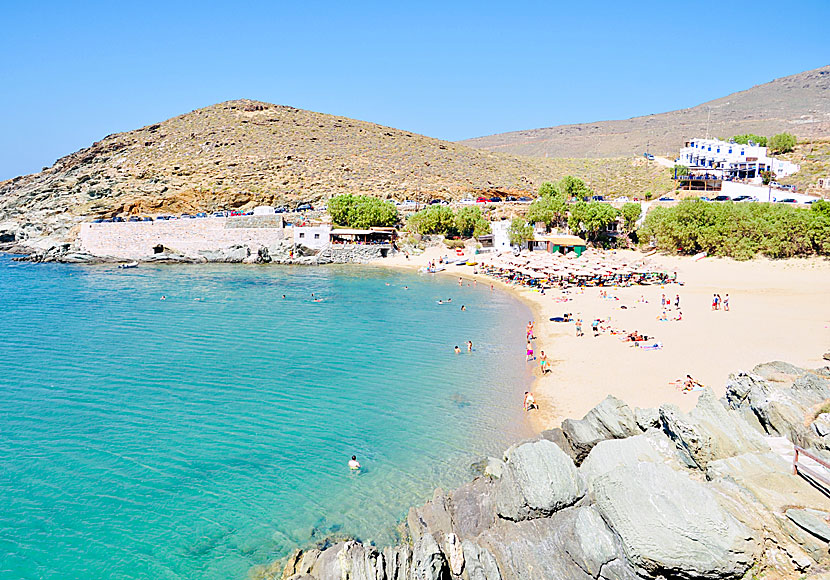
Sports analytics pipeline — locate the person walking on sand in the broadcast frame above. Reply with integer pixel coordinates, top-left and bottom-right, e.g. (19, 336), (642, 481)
(526, 340), (534, 361)
(712, 294), (717, 311)
(575, 318), (583, 337)
(539, 351), (550, 374)
(661, 293), (666, 307)
(724, 294), (729, 311)
(348, 455), (361, 470)
(675, 294), (680, 309)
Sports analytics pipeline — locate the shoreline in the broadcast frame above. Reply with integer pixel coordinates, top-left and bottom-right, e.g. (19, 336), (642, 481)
(371, 246), (830, 432)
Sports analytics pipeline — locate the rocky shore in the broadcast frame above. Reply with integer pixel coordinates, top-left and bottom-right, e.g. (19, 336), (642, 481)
(256, 361), (830, 580)
(1, 240), (390, 266)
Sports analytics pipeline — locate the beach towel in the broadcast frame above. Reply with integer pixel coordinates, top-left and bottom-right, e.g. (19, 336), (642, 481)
(640, 342), (663, 350)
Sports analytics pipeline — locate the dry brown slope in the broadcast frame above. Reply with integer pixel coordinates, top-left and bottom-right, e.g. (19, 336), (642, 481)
(0, 99), (672, 245)
(461, 65), (830, 158)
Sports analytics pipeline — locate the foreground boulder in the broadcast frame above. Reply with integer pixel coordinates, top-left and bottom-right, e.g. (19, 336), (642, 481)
(591, 460), (757, 579)
(494, 439), (584, 521)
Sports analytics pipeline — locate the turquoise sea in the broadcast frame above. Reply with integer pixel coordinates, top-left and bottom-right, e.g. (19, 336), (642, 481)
(0, 254), (533, 580)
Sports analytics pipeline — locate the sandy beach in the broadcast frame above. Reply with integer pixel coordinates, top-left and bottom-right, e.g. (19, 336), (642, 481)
(375, 247), (830, 431)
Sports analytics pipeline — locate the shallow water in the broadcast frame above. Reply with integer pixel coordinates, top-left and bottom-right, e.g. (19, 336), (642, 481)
(0, 256), (533, 580)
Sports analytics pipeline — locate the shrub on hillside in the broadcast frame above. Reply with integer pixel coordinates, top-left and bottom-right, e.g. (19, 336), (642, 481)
(769, 133), (797, 154)
(407, 205), (458, 236)
(732, 134), (768, 147)
(455, 206), (491, 238)
(328, 194), (398, 228)
(638, 199), (830, 260)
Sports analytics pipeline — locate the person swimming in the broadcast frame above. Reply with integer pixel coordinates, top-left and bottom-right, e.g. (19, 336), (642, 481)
(282, 294), (286, 299)
(454, 346), (461, 354)
(348, 455), (361, 470)
(460, 305), (466, 311)
(160, 295), (166, 301)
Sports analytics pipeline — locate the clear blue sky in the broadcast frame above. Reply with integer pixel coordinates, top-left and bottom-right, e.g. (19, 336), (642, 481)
(2, 0), (828, 180)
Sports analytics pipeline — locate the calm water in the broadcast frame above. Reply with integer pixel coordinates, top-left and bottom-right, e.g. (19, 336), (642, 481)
(0, 255), (532, 580)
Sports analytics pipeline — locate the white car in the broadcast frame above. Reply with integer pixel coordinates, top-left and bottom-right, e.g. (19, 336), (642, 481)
(616, 196), (630, 202)
(459, 198), (476, 205)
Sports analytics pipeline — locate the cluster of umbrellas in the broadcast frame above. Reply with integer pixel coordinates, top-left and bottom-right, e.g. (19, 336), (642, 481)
(480, 249), (672, 285)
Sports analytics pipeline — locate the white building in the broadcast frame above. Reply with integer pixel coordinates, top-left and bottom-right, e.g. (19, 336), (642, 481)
(677, 138), (799, 180)
(293, 224), (331, 249)
(490, 220), (512, 252)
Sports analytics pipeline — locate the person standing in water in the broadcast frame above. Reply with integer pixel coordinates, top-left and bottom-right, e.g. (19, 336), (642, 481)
(454, 345), (461, 354)
(348, 456), (361, 470)
(467, 341), (473, 352)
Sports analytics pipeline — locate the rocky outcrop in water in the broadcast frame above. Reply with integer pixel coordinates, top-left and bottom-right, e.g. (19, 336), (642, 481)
(258, 362), (830, 580)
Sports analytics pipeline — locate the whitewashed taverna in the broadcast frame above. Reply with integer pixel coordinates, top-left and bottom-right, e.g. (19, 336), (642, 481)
(678, 138), (799, 180)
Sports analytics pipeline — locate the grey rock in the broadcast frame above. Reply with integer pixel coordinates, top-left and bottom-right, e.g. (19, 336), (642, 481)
(461, 540), (501, 580)
(786, 509), (830, 542)
(813, 414), (830, 438)
(411, 533), (449, 580)
(476, 506), (633, 580)
(659, 388), (770, 469)
(447, 478), (496, 539)
(540, 427), (577, 461)
(580, 430), (678, 484)
(561, 396), (640, 463)
(592, 461), (756, 579)
(634, 407), (660, 431)
(495, 439), (584, 521)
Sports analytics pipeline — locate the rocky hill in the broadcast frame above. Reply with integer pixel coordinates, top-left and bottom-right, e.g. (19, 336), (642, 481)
(462, 65), (830, 158)
(0, 99), (671, 250)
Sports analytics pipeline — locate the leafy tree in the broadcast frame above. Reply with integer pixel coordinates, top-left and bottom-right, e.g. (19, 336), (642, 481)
(732, 134), (768, 147)
(455, 206), (486, 238)
(673, 165), (690, 177)
(527, 190), (567, 229)
(557, 176), (593, 200)
(567, 202), (619, 242)
(620, 202), (642, 233)
(472, 218), (492, 238)
(769, 133), (797, 154)
(328, 194), (398, 228)
(812, 199), (830, 219)
(407, 205), (457, 236)
(508, 218), (534, 246)
(760, 170), (775, 186)
(537, 181), (560, 197)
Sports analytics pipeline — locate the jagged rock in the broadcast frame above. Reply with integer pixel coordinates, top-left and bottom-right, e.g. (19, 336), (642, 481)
(539, 427), (577, 461)
(659, 388), (770, 469)
(461, 540), (501, 580)
(443, 533), (464, 576)
(476, 506), (636, 580)
(561, 396), (641, 464)
(634, 407), (660, 431)
(446, 478), (496, 539)
(591, 461), (757, 579)
(305, 541), (386, 580)
(382, 545), (412, 580)
(494, 439), (584, 521)
(408, 489), (454, 544)
(411, 533), (449, 580)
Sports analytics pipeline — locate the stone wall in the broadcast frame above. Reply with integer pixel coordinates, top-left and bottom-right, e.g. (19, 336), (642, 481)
(78, 218), (288, 259)
(225, 215), (285, 229)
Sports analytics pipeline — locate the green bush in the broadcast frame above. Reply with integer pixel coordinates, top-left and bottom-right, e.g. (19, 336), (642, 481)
(443, 239), (466, 249)
(407, 205), (458, 236)
(568, 202), (619, 242)
(328, 194), (398, 228)
(769, 132), (797, 154)
(508, 218), (534, 246)
(455, 206), (491, 238)
(732, 134), (768, 147)
(638, 199), (830, 259)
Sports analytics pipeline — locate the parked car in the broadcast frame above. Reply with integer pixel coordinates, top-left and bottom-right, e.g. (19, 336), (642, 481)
(644, 153), (655, 160)
(459, 198), (476, 205)
(505, 196), (517, 202)
(731, 195), (753, 202)
(92, 218), (104, 223)
(699, 196), (711, 202)
(489, 196), (502, 203)
(181, 214), (195, 219)
(591, 195), (605, 201)
(777, 198), (797, 203)
(658, 196), (674, 201)
(296, 203), (313, 211)
(804, 199), (818, 205)
(616, 196), (630, 202)
(274, 207), (287, 214)
(428, 199), (444, 205)
(517, 196), (533, 202)
(195, 212), (207, 218)
(712, 195), (732, 202)
(112, 216), (125, 222)
(476, 197), (488, 203)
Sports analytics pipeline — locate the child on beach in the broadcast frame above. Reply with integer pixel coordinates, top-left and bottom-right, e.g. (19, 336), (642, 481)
(523, 391), (538, 411)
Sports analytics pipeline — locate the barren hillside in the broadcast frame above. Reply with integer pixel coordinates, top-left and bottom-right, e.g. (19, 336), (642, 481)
(0, 100), (671, 246)
(462, 66), (830, 158)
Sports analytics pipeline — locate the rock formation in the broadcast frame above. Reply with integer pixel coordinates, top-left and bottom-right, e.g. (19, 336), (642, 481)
(256, 362), (830, 580)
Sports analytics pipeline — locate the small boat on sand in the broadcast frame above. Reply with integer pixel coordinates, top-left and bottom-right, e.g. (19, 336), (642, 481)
(117, 261), (139, 269)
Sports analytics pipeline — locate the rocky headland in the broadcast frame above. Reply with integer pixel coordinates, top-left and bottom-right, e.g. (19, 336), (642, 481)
(257, 361), (830, 580)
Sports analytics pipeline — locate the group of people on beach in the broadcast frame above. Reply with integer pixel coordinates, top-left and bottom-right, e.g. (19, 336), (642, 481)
(712, 293), (730, 311)
(524, 320), (544, 412)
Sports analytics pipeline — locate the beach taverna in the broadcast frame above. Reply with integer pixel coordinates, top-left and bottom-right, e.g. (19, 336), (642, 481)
(527, 234), (587, 256)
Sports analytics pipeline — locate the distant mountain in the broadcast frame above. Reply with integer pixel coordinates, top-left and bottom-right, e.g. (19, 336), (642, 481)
(461, 66), (830, 158)
(0, 100), (672, 247)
